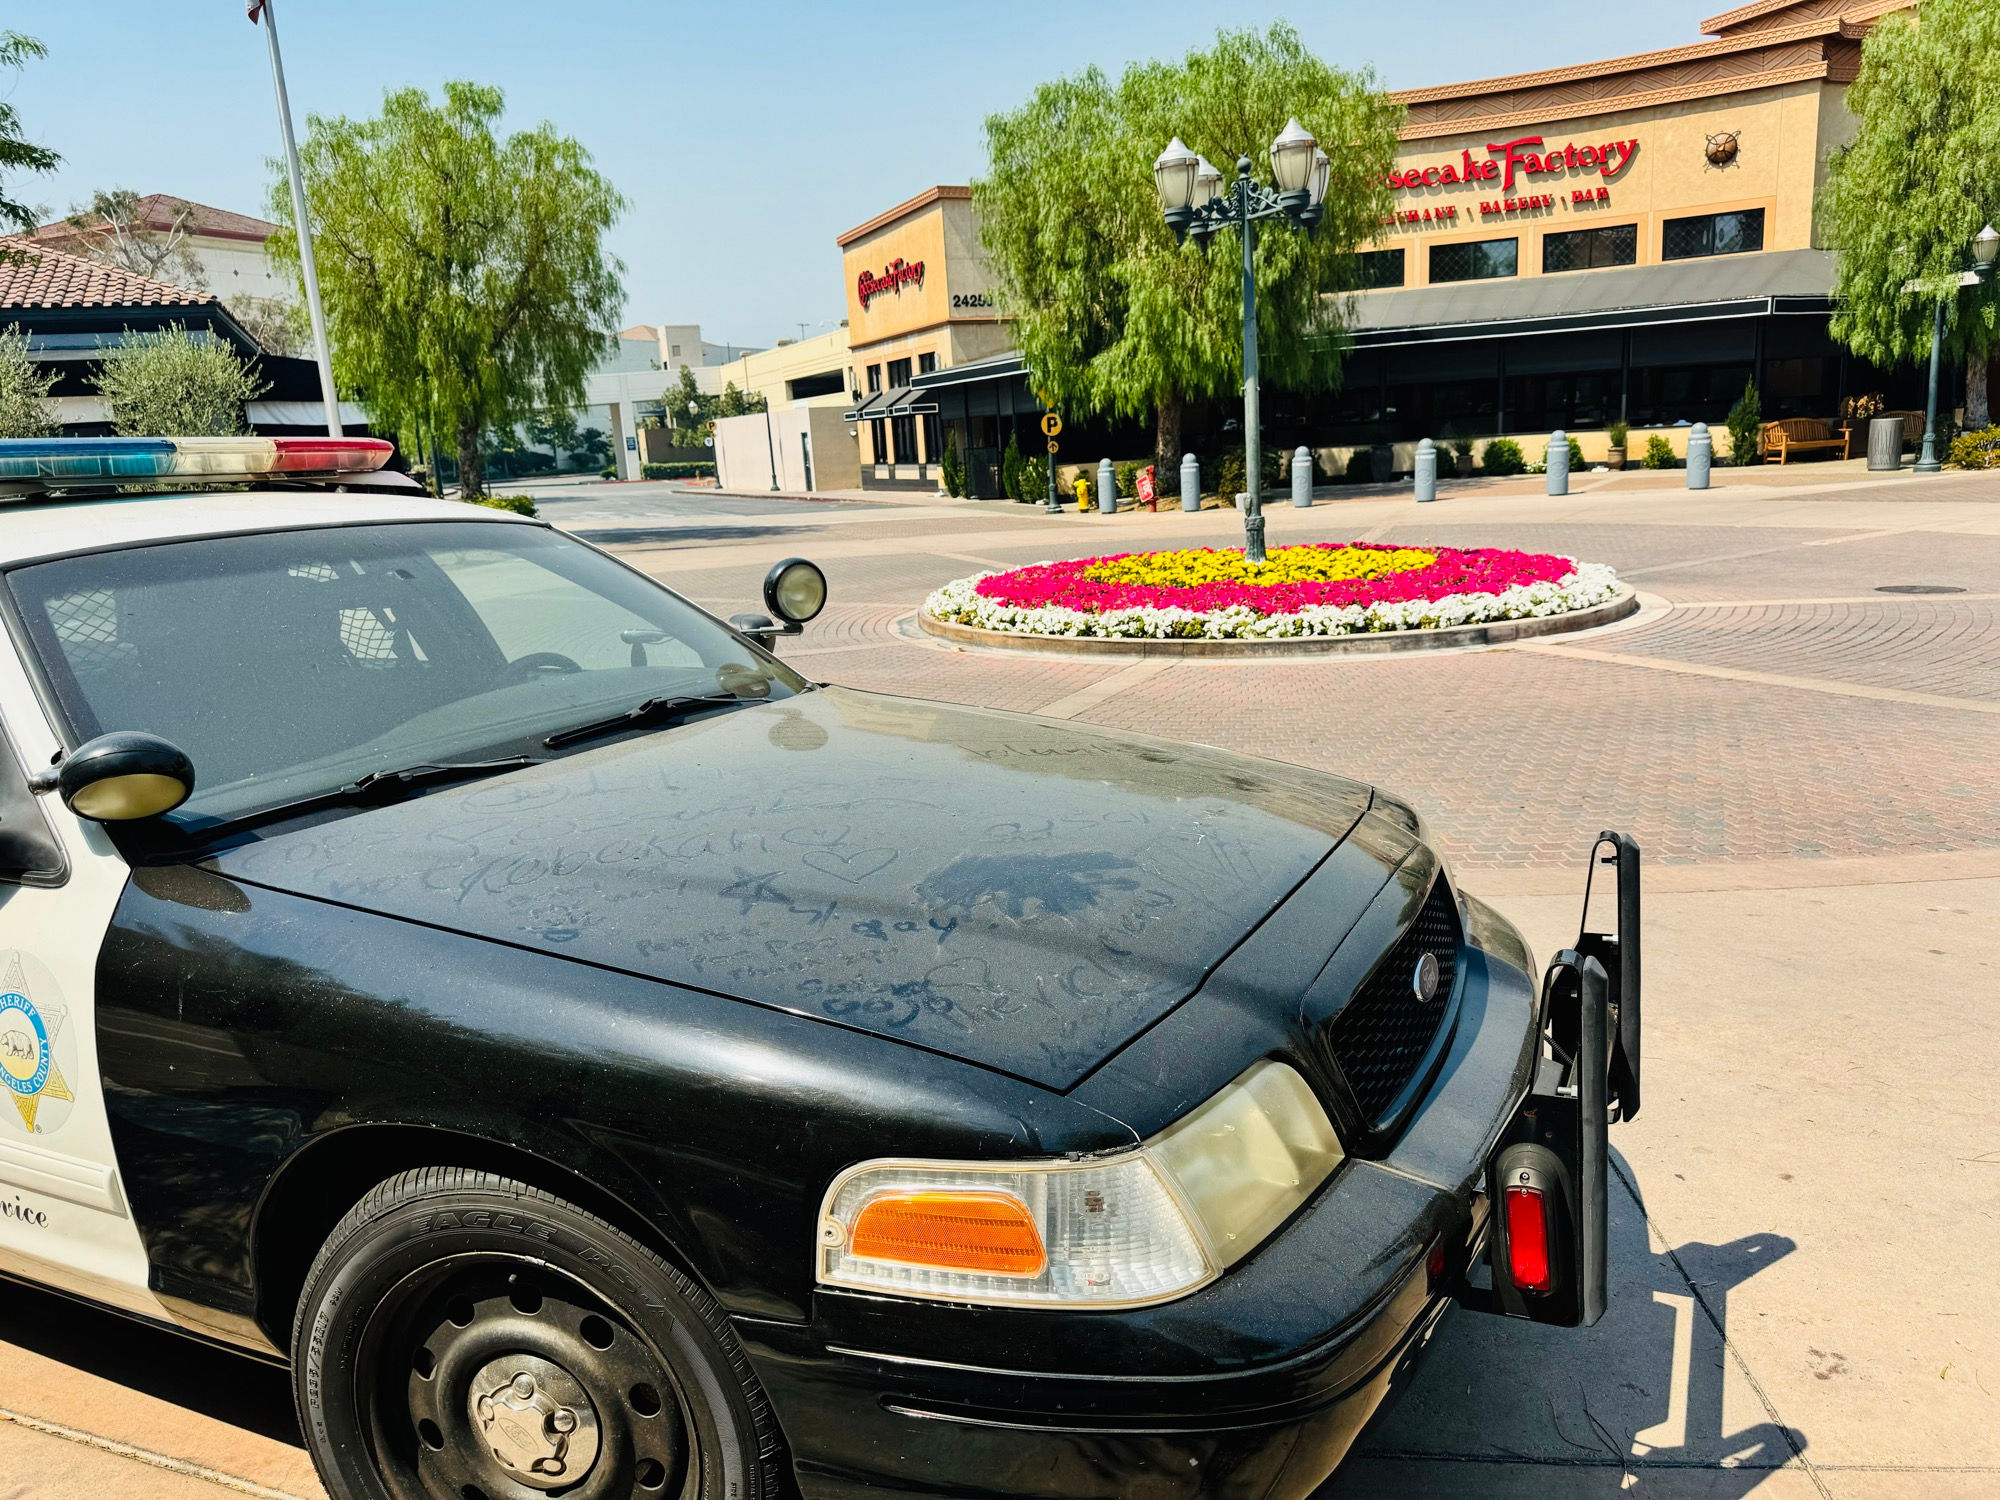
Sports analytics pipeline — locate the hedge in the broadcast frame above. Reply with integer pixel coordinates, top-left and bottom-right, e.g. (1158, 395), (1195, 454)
(643, 461), (715, 480)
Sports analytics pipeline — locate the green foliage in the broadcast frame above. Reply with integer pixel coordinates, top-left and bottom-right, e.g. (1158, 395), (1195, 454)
(469, 492), (536, 516)
(1947, 425), (2000, 468)
(974, 23), (1401, 468)
(1020, 453), (1049, 502)
(0, 326), (57, 436)
(1607, 420), (1630, 449)
(1546, 435), (1585, 472)
(599, 464), (617, 479)
(1820, 0), (2000, 372)
(96, 329), (263, 436)
(567, 425), (610, 469)
(1725, 381), (1763, 465)
(1643, 433), (1677, 469)
(1001, 434), (1025, 501)
(1115, 459), (1142, 497)
(1344, 449), (1374, 482)
(715, 381), (766, 419)
(270, 81), (624, 499)
(0, 33), (58, 240)
(1479, 438), (1525, 476)
(641, 461), (714, 479)
(1216, 448), (1246, 497)
(941, 438), (965, 497)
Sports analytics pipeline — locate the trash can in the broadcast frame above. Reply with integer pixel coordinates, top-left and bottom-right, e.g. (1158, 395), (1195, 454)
(1867, 416), (1904, 472)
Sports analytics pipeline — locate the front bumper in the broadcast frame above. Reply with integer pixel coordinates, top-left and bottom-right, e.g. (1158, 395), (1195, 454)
(737, 903), (1541, 1500)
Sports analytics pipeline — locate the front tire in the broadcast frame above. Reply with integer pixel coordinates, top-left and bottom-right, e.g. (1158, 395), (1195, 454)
(293, 1167), (785, 1500)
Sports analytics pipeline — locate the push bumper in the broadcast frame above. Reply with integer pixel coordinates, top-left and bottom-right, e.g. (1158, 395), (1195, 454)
(738, 912), (1545, 1500)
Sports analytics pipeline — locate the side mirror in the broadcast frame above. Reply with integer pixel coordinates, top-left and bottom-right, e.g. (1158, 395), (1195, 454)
(28, 731), (194, 822)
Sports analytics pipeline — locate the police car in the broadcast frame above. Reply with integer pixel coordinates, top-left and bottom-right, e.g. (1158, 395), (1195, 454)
(0, 436), (1641, 1500)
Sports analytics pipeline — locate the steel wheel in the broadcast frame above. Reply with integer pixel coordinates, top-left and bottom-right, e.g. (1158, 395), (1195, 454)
(295, 1168), (783, 1500)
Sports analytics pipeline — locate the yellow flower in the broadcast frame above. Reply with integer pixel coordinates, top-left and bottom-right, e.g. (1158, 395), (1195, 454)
(1081, 544), (1436, 589)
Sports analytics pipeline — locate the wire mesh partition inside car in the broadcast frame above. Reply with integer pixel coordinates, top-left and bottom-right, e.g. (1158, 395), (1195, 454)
(1324, 879), (1462, 1127)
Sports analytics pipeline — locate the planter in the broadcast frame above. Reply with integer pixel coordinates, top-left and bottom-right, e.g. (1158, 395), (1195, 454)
(1454, 453), (1476, 478)
(1606, 446), (1627, 470)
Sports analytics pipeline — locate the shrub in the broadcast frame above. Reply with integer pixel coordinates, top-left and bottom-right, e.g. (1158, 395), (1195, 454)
(0, 326), (57, 437)
(1020, 453), (1048, 501)
(599, 464), (617, 479)
(641, 461), (714, 480)
(470, 493), (536, 516)
(97, 328), (264, 436)
(1537, 435), (1585, 472)
(941, 438), (965, 497)
(1725, 379), (1762, 465)
(1344, 449), (1373, 482)
(1115, 459), (1142, 498)
(1002, 435), (1024, 501)
(1216, 449), (1246, 497)
(1480, 438), (1526, 475)
(1607, 420), (1630, 449)
(1947, 425), (2000, 469)
(1642, 434), (1677, 469)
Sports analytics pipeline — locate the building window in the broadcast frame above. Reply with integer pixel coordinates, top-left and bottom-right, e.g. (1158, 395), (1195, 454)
(918, 351), (938, 374)
(1543, 224), (1637, 273)
(1429, 238), (1518, 284)
(669, 344), (681, 357)
(886, 356), (913, 388)
(1662, 209), (1765, 261)
(865, 364), (885, 464)
(1356, 249), (1405, 289)
(866, 364), (882, 392)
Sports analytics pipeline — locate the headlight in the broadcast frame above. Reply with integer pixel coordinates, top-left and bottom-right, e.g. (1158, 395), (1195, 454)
(816, 1060), (1342, 1308)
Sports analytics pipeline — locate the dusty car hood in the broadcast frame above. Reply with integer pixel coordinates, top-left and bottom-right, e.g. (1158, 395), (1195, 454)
(207, 688), (1371, 1089)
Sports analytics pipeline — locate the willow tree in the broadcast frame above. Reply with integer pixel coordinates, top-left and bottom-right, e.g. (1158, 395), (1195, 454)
(975, 23), (1401, 471)
(1820, 0), (2000, 426)
(269, 83), (624, 497)
(0, 33), (59, 248)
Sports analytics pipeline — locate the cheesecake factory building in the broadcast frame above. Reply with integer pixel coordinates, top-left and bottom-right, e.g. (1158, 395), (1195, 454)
(912, 0), (1931, 482)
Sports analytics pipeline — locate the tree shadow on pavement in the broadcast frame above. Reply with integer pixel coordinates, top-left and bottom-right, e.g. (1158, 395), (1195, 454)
(1320, 1148), (1806, 1497)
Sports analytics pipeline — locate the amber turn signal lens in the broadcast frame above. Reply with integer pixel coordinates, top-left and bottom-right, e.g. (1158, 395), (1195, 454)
(848, 1190), (1048, 1277)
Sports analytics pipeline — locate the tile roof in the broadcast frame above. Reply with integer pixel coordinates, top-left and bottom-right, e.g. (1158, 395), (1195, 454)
(0, 238), (216, 310)
(31, 194), (281, 246)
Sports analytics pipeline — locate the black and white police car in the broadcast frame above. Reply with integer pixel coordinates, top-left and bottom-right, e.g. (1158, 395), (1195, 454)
(0, 436), (1640, 1500)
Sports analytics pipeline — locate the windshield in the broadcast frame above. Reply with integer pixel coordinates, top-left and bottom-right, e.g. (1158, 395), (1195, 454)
(7, 520), (805, 828)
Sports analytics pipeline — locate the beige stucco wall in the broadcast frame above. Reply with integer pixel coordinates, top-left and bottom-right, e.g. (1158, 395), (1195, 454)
(709, 327), (852, 410)
(1368, 79), (1839, 287)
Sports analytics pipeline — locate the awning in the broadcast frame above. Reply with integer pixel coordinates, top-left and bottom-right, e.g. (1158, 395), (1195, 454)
(1343, 248), (1837, 348)
(909, 351), (1027, 390)
(843, 386), (937, 419)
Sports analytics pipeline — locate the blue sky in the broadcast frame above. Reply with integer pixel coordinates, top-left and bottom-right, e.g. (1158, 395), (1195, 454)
(9, 2), (1699, 347)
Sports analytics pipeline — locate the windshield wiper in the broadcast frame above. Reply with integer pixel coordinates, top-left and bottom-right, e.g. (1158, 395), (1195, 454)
(340, 756), (541, 799)
(543, 694), (747, 750)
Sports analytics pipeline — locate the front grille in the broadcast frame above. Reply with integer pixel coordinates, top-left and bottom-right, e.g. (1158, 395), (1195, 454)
(1325, 879), (1461, 1125)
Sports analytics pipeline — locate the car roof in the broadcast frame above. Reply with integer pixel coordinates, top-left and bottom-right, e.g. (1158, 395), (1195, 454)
(0, 489), (529, 567)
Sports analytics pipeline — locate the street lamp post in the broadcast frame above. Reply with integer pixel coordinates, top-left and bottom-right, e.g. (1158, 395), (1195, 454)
(1914, 223), (1999, 475)
(1156, 121), (1330, 564)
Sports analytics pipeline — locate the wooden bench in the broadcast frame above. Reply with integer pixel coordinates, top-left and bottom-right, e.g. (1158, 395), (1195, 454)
(1761, 418), (1851, 464)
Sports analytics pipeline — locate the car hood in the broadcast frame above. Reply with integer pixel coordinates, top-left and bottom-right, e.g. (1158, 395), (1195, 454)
(207, 688), (1371, 1089)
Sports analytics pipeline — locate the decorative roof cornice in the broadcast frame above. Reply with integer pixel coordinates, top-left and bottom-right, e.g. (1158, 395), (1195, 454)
(1397, 61), (1831, 142)
(837, 186), (972, 249)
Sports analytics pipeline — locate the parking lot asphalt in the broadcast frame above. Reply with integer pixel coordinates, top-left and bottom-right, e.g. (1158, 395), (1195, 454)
(5, 466), (1996, 1498)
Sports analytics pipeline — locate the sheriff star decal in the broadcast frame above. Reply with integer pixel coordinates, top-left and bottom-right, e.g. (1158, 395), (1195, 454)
(0, 953), (75, 1136)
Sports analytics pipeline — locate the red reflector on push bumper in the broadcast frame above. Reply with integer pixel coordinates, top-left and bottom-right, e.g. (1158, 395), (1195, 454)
(1504, 1185), (1554, 1294)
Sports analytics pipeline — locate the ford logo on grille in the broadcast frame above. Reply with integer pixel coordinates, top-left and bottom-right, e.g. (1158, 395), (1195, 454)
(1411, 951), (1441, 1004)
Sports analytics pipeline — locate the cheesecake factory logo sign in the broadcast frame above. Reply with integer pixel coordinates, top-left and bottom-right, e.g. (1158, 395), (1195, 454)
(1386, 133), (1640, 225)
(0, 952), (75, 1136)
(857, 257), (925, 310)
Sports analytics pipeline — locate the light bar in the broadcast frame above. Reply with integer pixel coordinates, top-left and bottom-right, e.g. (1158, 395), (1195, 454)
(0, 436), (394, 485)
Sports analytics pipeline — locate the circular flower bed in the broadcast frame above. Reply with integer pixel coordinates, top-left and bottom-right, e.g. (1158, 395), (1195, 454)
(925, 542), (1620, 641)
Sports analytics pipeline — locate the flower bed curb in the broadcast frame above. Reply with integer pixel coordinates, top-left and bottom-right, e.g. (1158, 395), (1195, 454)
(917, 585), (1640, 658)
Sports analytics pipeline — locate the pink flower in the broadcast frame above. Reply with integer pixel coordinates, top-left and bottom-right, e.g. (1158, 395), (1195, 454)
(973, 543), (1578, 615)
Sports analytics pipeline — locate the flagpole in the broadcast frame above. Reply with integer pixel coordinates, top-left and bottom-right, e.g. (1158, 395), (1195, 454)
(254, 0), (341, 437)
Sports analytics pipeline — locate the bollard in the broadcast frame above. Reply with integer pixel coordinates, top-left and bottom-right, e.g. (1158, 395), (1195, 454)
(1414, 438), (1438, 503)
(1687, 423), (1712, 490)
(1181, 452), (1201, 512)
(1291, 445), (1313, 508)
(1546, 428), (1570, 496)
(1098, 457), (1117, 515)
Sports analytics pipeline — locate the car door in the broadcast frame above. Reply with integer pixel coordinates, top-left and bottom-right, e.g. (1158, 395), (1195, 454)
(0, 623), (160, 1319)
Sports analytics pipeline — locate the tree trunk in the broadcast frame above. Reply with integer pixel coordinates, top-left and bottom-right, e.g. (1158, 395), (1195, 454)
(1154, 392), (1184, 481)
(457, 417), (484, 500)
(1967, 348), (1993, 431)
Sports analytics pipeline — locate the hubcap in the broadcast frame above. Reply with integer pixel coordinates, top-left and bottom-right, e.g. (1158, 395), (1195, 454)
(467, 1353), (601, 1489)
